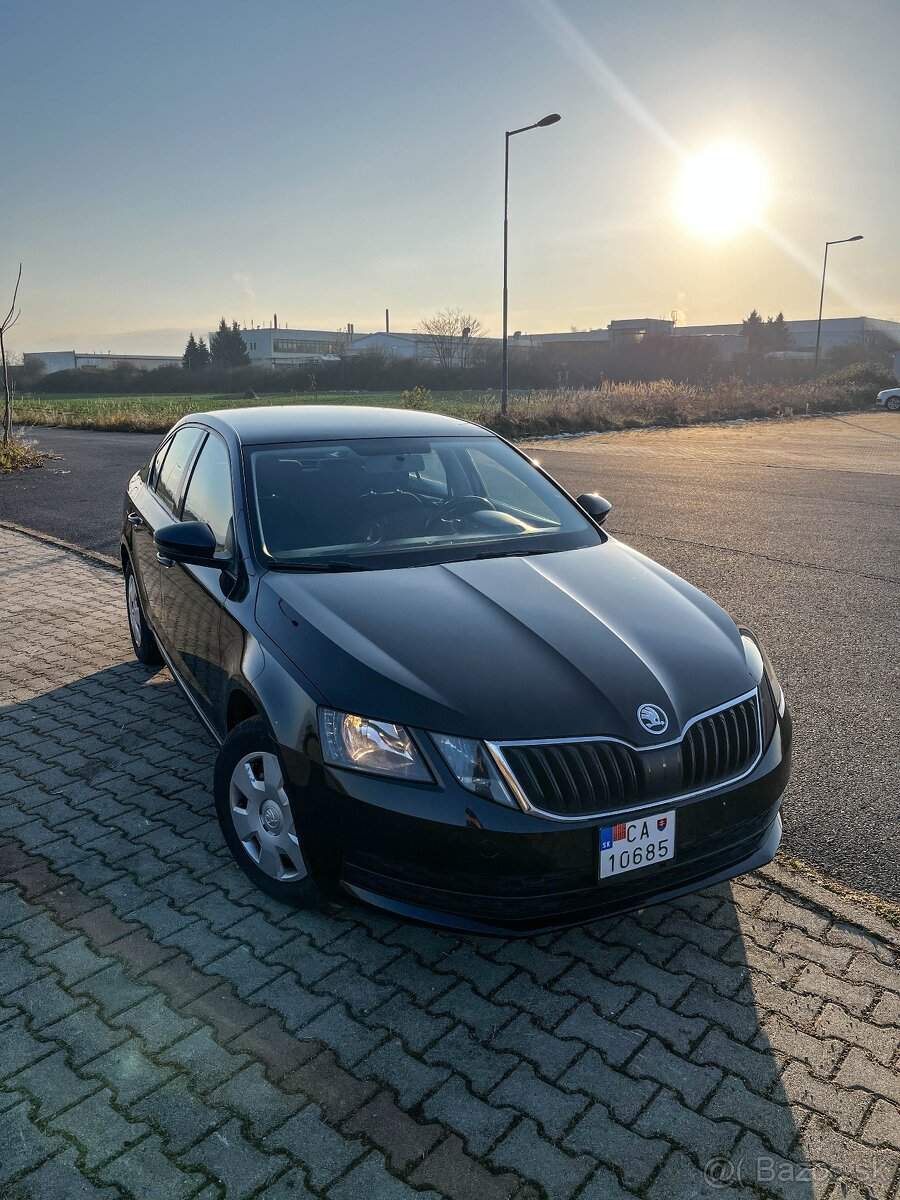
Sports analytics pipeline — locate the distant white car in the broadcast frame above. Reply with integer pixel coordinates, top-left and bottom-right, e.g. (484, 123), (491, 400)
(876, 387), (900, 411)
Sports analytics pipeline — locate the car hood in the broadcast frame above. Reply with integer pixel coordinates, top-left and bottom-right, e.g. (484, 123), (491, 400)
(255, 540), (756, 743)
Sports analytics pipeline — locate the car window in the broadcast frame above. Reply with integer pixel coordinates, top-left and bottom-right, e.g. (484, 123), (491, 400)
(181, 432), (234, 552)
(467, 448), (560, 523)
(245, 434), (599, 569)
(148, 436), (172, 490)
(155, 427), (203, 513)
(410, 447), (449, 498)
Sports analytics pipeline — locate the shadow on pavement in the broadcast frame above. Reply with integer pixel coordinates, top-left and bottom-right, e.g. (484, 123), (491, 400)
(3, 659), (872, 1198)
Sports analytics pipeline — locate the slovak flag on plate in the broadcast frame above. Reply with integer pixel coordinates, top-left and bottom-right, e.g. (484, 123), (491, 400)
(657, 817), (668, 832)
(600, 822), (628, 851)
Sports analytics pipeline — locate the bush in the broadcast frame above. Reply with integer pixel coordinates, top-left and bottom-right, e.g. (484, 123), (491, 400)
(400, 385), (432, 410)
(818, 363), (897, 396)
(0, 436), (48, 473)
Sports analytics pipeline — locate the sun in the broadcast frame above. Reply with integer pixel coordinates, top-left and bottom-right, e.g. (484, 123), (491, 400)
(676, 142), (766, 239)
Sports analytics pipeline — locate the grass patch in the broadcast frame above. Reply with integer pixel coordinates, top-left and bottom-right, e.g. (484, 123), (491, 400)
(12, 390), (485, 432)
(11, 372), (879, 437)
(0, 437), (50, 472)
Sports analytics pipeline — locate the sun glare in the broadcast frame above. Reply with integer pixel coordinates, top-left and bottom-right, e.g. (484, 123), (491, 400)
(676, 142), (766, 240)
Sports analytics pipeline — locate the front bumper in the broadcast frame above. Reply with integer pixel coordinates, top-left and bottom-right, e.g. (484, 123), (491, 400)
(300, 710), (791, 936)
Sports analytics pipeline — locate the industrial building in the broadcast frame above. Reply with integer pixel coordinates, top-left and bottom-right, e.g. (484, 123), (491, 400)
(517, 315), (900, 358)
(225, 325), (350, 368)
(23, 350), (181, 374)
(26, 314), (900, 374)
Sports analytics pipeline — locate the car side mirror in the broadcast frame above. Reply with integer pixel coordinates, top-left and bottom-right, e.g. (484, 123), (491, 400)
(155, 521), (218, 567)
(576, 493), (612, 526)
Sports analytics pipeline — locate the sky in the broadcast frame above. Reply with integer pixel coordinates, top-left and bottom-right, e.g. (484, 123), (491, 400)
(1, 0), (898, 355)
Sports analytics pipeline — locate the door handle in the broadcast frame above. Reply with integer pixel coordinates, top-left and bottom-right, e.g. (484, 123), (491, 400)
(127, 513), (143, 527)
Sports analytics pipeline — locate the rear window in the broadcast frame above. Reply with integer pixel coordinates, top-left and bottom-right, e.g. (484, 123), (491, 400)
(148, 436), (172, 489)
(155, 427), (203, 512)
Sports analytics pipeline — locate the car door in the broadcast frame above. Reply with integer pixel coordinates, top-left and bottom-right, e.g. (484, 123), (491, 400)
(128, 427), (204, 631)
(157, 429), (236, 727)
(126, 435), (170, 623)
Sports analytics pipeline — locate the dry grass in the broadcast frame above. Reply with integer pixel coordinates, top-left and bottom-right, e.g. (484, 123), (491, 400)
(10, 374), (878, 438)
(480, 377), (866, 438)
(0, 437), (50, 473)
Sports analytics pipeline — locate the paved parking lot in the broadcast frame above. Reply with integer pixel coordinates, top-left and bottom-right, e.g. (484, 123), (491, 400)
(0, 526), (898, 1199)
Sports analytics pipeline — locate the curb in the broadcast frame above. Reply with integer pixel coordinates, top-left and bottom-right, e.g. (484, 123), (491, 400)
(0, 517), (120, 571)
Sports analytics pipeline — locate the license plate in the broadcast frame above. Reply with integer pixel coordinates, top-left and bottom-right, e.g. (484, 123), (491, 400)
(599, 810), (676, 879)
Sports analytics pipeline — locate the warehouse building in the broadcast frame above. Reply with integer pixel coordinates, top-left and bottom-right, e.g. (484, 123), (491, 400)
(24, 350), (181, 374)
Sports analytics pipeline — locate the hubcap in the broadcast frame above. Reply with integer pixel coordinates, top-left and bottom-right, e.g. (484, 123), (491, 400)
(127, 574), (142, 646)
(228, 751), (307, 882)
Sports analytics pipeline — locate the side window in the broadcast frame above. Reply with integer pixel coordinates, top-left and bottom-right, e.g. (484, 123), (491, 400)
(148, 436), (172, 489)
(181, 432), (234, 552)
(467, 448), (560, 523)
(156, 427), (203, 513)
(410, 448), (449, 497)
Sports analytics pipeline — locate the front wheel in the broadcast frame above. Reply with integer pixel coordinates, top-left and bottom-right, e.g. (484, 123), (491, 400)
(887, 396), (900, 412)
(124, 560), (162, 666)
(214, 717), (322, 907)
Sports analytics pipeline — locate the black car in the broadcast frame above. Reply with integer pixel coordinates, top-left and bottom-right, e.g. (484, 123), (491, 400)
(122, 406), (791, 935)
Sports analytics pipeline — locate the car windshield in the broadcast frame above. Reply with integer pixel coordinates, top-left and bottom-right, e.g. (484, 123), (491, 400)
(245, 434), (601, 570)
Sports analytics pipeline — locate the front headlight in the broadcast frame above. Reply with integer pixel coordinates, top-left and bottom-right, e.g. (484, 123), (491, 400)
(740, 629), (785, 717)
(318, 709), (432, 781)
(431, 733), (518, 808)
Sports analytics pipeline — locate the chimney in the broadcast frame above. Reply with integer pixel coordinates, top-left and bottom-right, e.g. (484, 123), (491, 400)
(385, 308), (390, 334)
(274, 314), (278, 330)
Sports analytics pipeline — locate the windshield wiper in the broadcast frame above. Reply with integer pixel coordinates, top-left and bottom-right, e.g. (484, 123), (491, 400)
(284, 559), (370, 572)
(468, 547), (540, 561)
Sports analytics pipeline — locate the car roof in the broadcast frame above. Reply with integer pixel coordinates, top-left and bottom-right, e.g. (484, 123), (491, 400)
(180, 405), (488, 445)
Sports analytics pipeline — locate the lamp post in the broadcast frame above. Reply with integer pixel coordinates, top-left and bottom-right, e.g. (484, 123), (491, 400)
(501, 113), (561, 416)
(813, 234), (863, 390)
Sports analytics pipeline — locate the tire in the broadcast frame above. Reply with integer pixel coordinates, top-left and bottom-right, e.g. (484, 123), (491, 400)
(124, 559), (163, 666)
(214, 716), (322, 907)
(887, 396), (900, 412)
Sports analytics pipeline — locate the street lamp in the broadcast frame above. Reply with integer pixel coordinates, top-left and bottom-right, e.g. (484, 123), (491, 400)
(813, 234), (863, 389)
(501, 113), (561, 415)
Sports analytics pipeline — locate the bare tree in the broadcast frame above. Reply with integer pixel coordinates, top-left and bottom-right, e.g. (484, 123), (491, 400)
(417, 307), (484, 368)
(1, 264), (22, 446)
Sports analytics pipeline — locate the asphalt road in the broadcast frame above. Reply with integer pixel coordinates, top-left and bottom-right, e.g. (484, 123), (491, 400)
(2, 415), (898, 902)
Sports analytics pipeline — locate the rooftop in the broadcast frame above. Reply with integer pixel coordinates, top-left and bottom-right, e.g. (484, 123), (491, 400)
(192, 405), (485, 444)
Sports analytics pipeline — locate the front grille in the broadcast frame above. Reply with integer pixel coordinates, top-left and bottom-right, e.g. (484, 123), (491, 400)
(502, 740), (645, 818)
(495, 693), (760, 819)
(681, 697), (758, 792)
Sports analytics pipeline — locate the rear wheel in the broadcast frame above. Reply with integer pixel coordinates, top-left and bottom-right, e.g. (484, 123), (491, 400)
(214, 717), (322, 907)
(124, 560), (162, 666)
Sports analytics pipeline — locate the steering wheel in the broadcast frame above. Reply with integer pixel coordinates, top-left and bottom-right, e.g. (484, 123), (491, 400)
(350, 490), (424, 546)
(425, 495), (496, 533)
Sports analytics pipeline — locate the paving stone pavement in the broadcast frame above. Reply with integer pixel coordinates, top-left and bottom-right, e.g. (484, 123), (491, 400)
(0, 523), (898, 1200)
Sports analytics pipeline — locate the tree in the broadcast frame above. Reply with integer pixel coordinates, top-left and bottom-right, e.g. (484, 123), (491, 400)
(1, 263), (22, 446)
(182, 333), (199, 371)
(826, 329), (896, 370)
(765, 312), (792, 351)
(195, 337), (211, 368)
(741, 309), (764, 354)
(742, 309), (793, 354)
(210, 317), (251, 368)
(417, 307), (485, 368)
